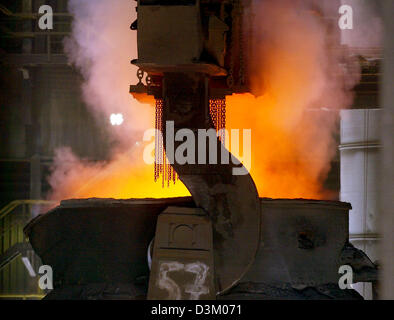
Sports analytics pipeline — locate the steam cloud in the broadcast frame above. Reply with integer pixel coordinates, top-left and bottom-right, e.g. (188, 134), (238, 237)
(47, 0), (189, 201)
(63, 0), (152, 145)
(227, 0), (362, 198)
(48, 0), (379, 201)
(339, 0), (383, 49)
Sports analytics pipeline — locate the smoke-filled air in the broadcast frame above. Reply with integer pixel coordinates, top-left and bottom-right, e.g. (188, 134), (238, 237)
(47, 0), (190, 201)
(227, 0), (360, 199)
(48, 0), (361, 201)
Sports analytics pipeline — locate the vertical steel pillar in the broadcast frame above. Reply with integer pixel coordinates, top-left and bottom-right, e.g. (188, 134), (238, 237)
(380, 0), (394, 300)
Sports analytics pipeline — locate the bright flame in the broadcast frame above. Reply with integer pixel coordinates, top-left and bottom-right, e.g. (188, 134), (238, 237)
(48, 147), (190, 201)
(227, 94), (332, 199)
(47, 0), (191, 201)
(225, 0), (359, 199)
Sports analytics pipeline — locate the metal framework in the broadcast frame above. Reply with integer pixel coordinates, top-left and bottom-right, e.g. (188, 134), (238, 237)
(0, 200), (55, 300)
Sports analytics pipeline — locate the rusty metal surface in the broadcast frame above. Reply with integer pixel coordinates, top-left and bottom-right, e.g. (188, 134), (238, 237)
(132, 62), (228, 77)
(23, 197), (370, 300)
(218, 199), (364, 300)
(219, 282), (363, 300)
(23, 197), (194, 298)
(137, 4), (203, 66)
(147, 207), (215, 299)
(131, 1), (261, 296)
(243, 198), (352, 287)
(162, 73), (261, 295)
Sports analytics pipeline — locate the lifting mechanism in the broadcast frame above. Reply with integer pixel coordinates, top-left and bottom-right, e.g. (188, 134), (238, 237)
(129, 0), (261, 299)
(17, 0), (379, 301)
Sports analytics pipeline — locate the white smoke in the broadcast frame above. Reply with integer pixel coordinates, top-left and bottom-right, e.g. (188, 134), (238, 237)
(46, 0), (192, 201)
(47, 0), (376, 201)
(64, 0), (153, 148)
(339, 0), (383, 50)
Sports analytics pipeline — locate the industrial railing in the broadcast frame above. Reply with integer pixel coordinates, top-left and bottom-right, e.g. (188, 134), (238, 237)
(0, 3), (71, 62)
(0, 200), (56, 299)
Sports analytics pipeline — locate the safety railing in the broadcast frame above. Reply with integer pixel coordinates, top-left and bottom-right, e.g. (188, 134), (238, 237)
(0, 200), (56, 299)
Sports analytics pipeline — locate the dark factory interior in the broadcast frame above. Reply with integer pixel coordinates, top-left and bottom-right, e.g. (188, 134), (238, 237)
(0, 0), (392, 301)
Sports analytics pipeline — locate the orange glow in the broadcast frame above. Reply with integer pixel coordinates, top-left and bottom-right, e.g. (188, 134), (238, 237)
(131, 92), (156, 105)
(227, 93), (333, 199)
(50, 1), (355, 202)
(224, 0), (347, 200)
(48, 147), (190, 201)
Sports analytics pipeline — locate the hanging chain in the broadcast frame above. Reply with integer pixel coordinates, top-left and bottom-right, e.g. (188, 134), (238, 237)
(154, 98), (177, 187)
(209, 98), (226, 144)
(219, 98), (226, 143)
(154, 98), (163, 182)
(210, 98), (218, 129)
